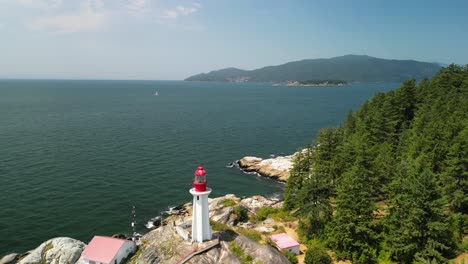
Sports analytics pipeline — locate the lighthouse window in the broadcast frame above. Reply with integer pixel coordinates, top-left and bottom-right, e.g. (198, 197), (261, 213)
(197, 196), (199, 200)
(195, 175), (206, 183)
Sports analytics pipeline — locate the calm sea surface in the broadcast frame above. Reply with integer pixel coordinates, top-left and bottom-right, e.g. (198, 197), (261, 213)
(0, 80), (398, 254)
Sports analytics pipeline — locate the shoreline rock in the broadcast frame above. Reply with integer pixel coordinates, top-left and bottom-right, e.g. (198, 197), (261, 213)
(237, 152), (299, 182)
(16, 237), (85, 264)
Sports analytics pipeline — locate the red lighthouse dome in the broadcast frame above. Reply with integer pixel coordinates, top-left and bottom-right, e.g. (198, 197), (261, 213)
(193, 165), (207, 192)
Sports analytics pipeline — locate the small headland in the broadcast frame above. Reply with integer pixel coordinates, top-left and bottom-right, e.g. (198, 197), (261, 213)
(236, 150), (306, 182)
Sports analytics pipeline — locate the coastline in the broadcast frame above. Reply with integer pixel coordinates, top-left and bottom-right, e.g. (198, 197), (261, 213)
(2, 194), (292, 264)
(235, 151), (302, 182)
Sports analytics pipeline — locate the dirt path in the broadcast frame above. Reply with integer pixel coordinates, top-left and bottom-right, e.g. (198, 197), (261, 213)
(454, 252), (468, 264)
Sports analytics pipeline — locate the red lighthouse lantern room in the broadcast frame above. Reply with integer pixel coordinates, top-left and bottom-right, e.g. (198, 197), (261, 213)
(193, 165), (207, 192)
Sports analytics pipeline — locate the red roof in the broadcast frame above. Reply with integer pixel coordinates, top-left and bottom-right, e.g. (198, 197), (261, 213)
(269, 233), (300, 249)
(82, 236), (129, 263)
(194, 165), (206, 176)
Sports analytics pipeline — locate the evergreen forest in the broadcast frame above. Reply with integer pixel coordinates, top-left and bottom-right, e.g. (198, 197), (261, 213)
(283, 65), (468, 263)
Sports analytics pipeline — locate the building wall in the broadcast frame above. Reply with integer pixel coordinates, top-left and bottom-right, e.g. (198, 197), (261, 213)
(283, 245), (300, 255)
(191, 188), (212, 242)
(110, 241), (136, 264)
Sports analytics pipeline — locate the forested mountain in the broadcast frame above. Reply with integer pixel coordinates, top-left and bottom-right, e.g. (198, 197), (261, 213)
(185, 55), (442, 83)
(284, 65), (467, 263)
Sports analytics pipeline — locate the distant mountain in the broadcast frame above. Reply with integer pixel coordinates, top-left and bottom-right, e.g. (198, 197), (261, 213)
(185, 55), (442, 83)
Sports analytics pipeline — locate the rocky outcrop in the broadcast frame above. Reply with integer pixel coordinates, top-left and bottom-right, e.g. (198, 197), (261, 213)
(17, 237), (85, 264)
(0, 254), (19, 264)
(234, 235), (290, 264)
(240, 195), (283, 213)
(130, 227), (290, 264)
(238, 153), (299, 181)
(131, 225), (189, 263)
(129, 194), (290, 264)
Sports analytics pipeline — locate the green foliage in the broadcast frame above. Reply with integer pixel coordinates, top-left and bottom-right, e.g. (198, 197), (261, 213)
(283, 65), (468, 263)
(273, 225), (286, 233)
(254, 207), (279, 221)
(230, 242), (255, 264)
(210, 219), (233, 232)
(326, 163), (379, 264)
(383, 166), (454, 263)
(237, 228), (263, 242)
(128, 248), (143, 264)
(304, 244), (332, 264)
(253, 206), (295, 223)
(269, 210), (297, 222)
(222, 199), (237, 207)
(234, 206), (249, 222)
(281, 250), (298, 264)
(284, 145), (314, 210)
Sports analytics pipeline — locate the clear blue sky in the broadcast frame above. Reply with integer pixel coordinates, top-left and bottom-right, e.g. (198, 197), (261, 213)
(1, 0), (467, 80)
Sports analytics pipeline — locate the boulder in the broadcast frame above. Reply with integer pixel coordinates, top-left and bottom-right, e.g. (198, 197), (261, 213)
(187, 241), (241, 264)
(238, 155), (294, 181)
(211, 207), (234, 225)
(234, 235), (290, 264)
(240, 195), (281, 213)
(130, 225), (191, 264)
(18, 237), (85, 264)
(0, 253), (19, 264)
(254, 226), (275, 233)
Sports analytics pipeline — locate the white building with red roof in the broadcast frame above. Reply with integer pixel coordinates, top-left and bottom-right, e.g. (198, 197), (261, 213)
(82, 236), (136, 264)
(269, 233), (300, 255)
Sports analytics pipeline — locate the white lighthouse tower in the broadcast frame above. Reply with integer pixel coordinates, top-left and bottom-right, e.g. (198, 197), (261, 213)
(190, 165), (212, 243)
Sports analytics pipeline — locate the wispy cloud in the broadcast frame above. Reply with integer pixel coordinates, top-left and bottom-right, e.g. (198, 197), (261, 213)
(24, 0), (108, 33)
(162, 3), (201, 19)
(16, 0), (62, 9)
(29, 12), (107, 33)
(13, 0), (203, 33)
(127, 0), (149, 12)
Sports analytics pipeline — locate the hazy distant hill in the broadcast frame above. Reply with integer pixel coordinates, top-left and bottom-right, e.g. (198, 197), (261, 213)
(185, 55), (442, 83)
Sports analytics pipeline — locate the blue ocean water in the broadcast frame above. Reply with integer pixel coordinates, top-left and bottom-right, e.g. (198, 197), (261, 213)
(0, 80), (398, 255)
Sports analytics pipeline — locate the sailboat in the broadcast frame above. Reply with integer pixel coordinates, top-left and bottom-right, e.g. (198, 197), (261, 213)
(154, 91), (159, 96)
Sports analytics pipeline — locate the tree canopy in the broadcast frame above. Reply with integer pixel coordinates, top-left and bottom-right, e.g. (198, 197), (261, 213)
(284, 65), (468, 263)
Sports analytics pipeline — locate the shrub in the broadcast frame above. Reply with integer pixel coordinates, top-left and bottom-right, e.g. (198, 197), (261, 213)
(304, 245), (332, 264)
(237, 228), (263, 242)
(281, 250), (298, 264)
(222, 199), (237, 207)
(270, 210), (297, 222)
(234, 205), (249, 222)
(255, 207), (280, 221)
(230, 241), (255, 264)
(274, 225), (286, 233)
(210, 219), (232, 232)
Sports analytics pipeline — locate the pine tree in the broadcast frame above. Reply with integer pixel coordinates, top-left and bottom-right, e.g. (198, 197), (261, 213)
(284, 145), (314, 210)
(383, 161), (454, 263)
(326, 135), (379, 263)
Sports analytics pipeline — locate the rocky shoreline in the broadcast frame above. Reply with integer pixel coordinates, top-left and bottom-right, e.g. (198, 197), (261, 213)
(237, 151), (302, 182)
(2, 154), (300, 264)
(1, 195), (294, 264)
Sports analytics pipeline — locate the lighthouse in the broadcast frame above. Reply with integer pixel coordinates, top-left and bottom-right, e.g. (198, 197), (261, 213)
(190, 165), (212, 243)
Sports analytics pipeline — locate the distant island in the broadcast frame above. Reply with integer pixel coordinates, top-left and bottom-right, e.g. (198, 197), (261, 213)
(184, 54), (442, 83)
(285, 80), (348, 86)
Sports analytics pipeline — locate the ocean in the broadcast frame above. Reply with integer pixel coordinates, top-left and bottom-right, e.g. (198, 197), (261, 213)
(0, 80), (398, 255)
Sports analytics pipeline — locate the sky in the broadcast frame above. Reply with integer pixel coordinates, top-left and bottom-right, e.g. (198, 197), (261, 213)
(0, 0), (467, 80)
